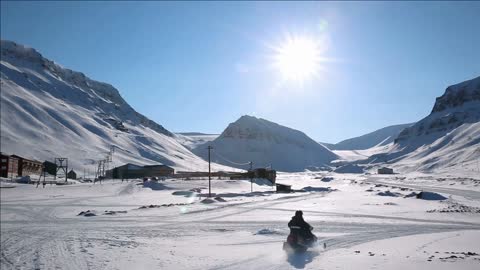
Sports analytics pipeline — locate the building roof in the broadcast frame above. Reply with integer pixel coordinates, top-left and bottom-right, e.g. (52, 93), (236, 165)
(115, 163), (143, 170)
(276, 183), (291, 187)
(114, 163), (174, 170)
(10, 154), (42, 163)
(143, 164), (174, 170)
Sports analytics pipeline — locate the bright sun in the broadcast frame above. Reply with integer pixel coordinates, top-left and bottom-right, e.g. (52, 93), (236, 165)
(273, 36), (322, 82)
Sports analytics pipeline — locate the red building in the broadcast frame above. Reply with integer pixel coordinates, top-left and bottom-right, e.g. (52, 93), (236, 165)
(1, 153), (43, 178)
(0, 153), (19, 178)
(11, 155), (43, 176)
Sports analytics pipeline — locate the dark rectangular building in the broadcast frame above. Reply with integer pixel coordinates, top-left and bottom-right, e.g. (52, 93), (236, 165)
(43, 161), (57, 176)
(142, 165), (174, 177)
(108, 163), (174, 179)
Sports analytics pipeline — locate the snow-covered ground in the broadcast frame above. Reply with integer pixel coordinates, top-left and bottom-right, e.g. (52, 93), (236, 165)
(333, 144), (391, 163)
(2, 172), (479, 269)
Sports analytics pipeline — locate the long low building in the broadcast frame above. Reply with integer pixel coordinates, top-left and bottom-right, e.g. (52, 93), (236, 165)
(0, 153), (43, 178)
(107, 163), (174, 179)
(175, 168), (276, 184)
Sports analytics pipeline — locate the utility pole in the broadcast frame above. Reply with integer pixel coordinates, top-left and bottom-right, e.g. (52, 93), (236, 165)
(94, 163), (97, 184)
(100, 160), (105, 184)
(36, 165), (46, 188)
(109, 145), (115, 180)
(95, 160), (104, 184)
(54, 158), (68, 183)
(250, 161), (253, 193)
(207, 145), (213, 197)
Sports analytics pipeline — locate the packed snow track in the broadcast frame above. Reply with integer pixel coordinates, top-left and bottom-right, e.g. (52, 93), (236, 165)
(1, 174), (480, 269)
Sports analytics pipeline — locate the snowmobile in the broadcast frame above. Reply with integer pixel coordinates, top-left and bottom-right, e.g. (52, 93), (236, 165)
(282, 225), (318, 253)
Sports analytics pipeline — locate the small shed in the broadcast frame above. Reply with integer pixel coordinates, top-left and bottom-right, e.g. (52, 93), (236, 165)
(67, 170), (77, 180)
(276, 183), (292, 193)
(252, 168), (277, 184)
(378, 167), (394, 174)
(43, 161), (57, 175)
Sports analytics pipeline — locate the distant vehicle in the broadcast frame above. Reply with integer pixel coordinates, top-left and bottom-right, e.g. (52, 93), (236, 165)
(16, 176), (31, 184)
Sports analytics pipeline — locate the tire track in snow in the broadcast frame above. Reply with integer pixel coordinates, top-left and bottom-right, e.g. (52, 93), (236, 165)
(2, 180), (480, 270)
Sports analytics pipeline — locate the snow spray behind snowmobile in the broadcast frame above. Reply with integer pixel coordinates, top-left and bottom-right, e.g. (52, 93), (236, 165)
(283, 225), (318, 253)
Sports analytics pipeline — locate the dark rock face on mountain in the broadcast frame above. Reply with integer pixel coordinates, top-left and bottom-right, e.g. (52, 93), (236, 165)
(361, 76), (480, 173)
(432, 77), (480, 113)
(396, 76), (480, 143)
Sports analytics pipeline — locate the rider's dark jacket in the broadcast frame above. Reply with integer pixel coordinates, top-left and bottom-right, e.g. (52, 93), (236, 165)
(288, 215), (314, 238)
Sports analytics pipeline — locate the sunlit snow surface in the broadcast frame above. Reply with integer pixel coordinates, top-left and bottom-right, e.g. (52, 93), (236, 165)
(1, 172), (479, 269)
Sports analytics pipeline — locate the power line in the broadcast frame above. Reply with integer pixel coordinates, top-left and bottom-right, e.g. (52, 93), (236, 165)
(248, 162), (271, 169)
(212, 149), (251, 166)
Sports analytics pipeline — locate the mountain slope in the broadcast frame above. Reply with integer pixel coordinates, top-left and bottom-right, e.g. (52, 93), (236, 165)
(192, 115), (338, 172)
(326, 123), (413, 150)
(0, 40), (229, 172)
(367, 76), (480, 173)
(175, 133), (218, 150)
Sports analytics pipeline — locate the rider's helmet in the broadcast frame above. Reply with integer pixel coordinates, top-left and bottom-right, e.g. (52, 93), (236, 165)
(295, 210), (303, 217)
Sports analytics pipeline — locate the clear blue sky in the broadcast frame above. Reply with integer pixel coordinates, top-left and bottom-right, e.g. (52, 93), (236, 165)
(1, 1), (479, 143)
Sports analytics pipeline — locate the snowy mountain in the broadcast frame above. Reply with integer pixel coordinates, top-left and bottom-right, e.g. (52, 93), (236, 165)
(192, 115), (338, 172)
(325, 123), (413, 150)
(367, 76), (480, 173)
(0, 40), (229, 172)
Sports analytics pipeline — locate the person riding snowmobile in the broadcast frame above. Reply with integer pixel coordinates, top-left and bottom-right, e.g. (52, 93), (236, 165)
(288, 210), (316, 246)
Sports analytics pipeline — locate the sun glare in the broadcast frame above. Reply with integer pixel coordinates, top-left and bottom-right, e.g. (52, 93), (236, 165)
(273, 36), (323, 83)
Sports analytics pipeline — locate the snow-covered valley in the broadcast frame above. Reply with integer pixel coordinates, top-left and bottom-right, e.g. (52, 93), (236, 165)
(1, 172), (479, 270)
(1, 37), (479, 270)
(2, 39), (478, 175)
